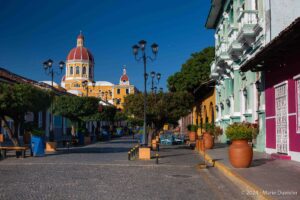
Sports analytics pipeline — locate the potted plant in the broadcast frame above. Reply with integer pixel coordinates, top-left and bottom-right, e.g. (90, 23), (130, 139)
(31, 128), (45, 157)
(226, 122), (253, 168)
(187, 124), (197, 142)
(202, 123), (215, 150)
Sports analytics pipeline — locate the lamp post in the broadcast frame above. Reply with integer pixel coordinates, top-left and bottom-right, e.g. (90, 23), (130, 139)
(82, 80), (95, 97)
(132, 40), (158, 146)
(42, 59), (65, 141)
(150, 71), (161, 93)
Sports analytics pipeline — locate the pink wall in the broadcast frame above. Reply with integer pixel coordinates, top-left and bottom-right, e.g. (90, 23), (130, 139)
(266, 119), (276, 148)
(265, 56), (300, 152)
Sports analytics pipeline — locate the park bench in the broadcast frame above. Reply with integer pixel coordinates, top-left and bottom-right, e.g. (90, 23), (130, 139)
(0, 146), (32, 159)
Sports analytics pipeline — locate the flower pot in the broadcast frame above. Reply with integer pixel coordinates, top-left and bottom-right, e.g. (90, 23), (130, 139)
(45, 141), (57, 152)
(203, 132), (214, 149)
(189, 131), (196, 142)
(0, 134), (4, 143)
(229, 140), (253, 168)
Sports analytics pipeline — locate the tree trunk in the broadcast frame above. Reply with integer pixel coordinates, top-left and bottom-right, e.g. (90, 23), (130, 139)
(0, 116), (20, 146)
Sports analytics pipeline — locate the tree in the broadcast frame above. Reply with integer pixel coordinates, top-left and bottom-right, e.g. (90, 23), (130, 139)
(123, 92), (193, 130)
(0, 83), (51, 146)
(53, 95), (99, 133)
(167, 47), (215, 95)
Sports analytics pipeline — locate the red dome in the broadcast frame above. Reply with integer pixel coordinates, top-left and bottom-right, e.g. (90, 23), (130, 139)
(67, 47), (94, 62)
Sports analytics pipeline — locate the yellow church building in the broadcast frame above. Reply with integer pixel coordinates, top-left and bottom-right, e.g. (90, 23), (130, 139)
(61, 33), (137, 109)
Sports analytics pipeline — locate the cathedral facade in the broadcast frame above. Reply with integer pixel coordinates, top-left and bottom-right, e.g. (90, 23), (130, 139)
(61, 33), (136, 109)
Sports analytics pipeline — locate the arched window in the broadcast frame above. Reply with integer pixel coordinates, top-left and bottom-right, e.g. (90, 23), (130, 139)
(76, 66), (80, 74)
(70, 67), (73, 75)
(82, 66), (86, 75)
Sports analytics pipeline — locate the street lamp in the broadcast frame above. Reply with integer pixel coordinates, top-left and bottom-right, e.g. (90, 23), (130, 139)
(82, 80), (95, 97)
(132, 40), (158, 146)
(42, 59), (65, 141)
(150, 71), (161, 93)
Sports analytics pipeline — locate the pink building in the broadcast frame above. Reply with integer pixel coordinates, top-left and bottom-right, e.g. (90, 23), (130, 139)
(241, 18), (300, 162)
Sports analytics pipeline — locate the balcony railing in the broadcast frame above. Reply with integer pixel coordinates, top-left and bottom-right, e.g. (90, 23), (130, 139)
(237, 10), (262, 44)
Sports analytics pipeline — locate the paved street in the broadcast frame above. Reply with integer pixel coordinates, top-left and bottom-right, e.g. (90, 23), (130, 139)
(0, 137), (251, 200)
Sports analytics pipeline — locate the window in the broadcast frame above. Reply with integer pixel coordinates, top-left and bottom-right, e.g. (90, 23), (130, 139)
(117, 89), (120, 94)
(297, 79), (300, 133)
(76, 66), (80, 74)
(126, 89), (129, 94)
(70, 67), (73, 75)
(82, 66), (86, 75)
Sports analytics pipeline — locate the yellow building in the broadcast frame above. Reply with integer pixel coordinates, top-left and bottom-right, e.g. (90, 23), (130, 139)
(61, 33), (137, 109)
(192, 80), (216, 135)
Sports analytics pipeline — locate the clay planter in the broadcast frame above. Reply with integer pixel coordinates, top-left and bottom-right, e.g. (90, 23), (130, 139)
(0, 134), (4, 143)
(203, 132), (214, 149)
(229, 140), (253, 168)
(189, 131), (196, 142)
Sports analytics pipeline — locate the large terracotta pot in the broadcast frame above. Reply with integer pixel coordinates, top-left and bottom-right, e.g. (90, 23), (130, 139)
(203, 132), (214, 149)
(189, 131), (196, 142)
(229, 140), (253, 168)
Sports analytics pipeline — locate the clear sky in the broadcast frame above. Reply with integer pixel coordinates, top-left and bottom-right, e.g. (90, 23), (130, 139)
(0, 0), (214, 91)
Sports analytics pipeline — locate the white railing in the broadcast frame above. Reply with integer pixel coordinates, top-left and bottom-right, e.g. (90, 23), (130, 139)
(238, 10), (258, 30)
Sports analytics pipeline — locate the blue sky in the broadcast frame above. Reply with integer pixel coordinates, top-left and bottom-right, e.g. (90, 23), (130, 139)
(0, 0), (214, 91)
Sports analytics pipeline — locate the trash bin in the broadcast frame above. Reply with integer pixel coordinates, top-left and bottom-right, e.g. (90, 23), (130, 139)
(78, 132), (84, 145)
(31, 135), (45, 157)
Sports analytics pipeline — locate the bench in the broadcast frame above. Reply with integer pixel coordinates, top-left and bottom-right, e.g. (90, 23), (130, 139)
(0, 146), (32, 159)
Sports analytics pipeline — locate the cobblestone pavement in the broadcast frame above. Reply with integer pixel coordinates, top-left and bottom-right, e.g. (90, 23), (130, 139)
(0, 137), (252, 200)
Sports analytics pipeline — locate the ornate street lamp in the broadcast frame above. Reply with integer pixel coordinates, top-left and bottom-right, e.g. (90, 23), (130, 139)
(42, 59), (65, 142)
(82, 80), (95, 97)
(150, 71), (161, 93)
(132, 40), (158, 146)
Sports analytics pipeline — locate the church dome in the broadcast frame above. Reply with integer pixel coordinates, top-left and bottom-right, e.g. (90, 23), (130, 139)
(66, 33), (94, 63)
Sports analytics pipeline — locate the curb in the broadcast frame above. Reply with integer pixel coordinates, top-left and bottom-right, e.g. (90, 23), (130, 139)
(198, 150), (272, 200)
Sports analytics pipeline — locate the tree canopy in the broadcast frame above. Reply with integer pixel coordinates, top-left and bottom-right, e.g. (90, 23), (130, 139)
(167, 47), (215, 95)
(53, 95), (99, 124)
(0, 83), (51, 145)
(123, 92), (193, 129)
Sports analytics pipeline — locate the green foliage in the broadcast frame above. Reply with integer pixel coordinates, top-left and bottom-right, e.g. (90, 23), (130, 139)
(205, 123), (215, 135)
(167, 47), (215, 95)
(31, 128), (45, 137)
(123, 91), (193, 129)
(0, 83), (51, 145)
(204, 123), (223, 137)
(0, 83), (51, 120)
(187, 124), (198, 132)
(53, 95), (99, 123)
(225, 122), (253, 141)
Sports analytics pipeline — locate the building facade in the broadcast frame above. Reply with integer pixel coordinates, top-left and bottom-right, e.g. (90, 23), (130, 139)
(192, 80), (216, 136)
(61, 33), (137, 109)
(206, 0), (300, 153)
(240, 18), (300, 161)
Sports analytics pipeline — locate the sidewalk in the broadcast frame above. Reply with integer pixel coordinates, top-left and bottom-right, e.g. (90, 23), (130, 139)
(198, 143), (300, 200)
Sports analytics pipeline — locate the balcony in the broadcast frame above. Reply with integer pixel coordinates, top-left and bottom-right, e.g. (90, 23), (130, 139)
(227, 27), (243, 60)
(236, 10), (262, 45)
(210, 62), (220, 79)
(216, 41), (230, 65)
